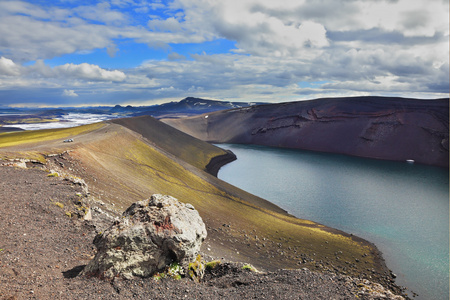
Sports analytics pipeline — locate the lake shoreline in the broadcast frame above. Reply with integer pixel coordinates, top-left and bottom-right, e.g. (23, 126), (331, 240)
(216, 143), (449, 300)
(209, 145), (407, 297)
(0, 164), (407, 299)
(205, 149), (237, 176)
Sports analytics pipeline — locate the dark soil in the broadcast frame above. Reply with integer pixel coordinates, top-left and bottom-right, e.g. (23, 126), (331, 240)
(0, 166), (405, 299)
(0, 127), (23, 133)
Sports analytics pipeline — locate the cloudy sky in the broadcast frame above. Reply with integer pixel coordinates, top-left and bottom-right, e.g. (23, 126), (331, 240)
(0, 0), (448, 107)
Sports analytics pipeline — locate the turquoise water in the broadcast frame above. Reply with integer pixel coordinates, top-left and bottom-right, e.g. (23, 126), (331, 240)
(216, 144), (449, 300)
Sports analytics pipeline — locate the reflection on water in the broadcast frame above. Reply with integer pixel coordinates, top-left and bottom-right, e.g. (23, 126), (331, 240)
(217, 144), (449, 300)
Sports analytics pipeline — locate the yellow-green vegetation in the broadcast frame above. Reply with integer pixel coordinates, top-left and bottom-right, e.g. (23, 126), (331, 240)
(0, 122), (104, 148)
(188, 256), (222, 282)
(188, 254), (205, 282)
(1, 118), (59, 125)
(1, 117), (384, 280)
(167, 262), (184, 280)
(69, 122), (378, 278)
(53, 202), (64, 209)
(0, 151), (47, 164)
(47, 172), (59, 177)
(242, 264), (257, 272)
(76, 205), (89, 213)
(112, 116), (226, 171)
(205, 260), (221, 270)
(65, 211), (72, 218)
(152, 272), (166, 281)
(153, 262), (184, 281)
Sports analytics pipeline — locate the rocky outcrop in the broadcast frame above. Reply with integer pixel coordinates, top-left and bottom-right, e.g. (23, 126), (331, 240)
(81, 194), (207, 279)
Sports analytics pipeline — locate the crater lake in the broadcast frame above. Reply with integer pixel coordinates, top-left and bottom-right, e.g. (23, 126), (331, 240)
(217, 144), (449, 300)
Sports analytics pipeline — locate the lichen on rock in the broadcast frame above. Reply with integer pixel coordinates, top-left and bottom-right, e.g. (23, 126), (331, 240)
(81, 194), (207, 280)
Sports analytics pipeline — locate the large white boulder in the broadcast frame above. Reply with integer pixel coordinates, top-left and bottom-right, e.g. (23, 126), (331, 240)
(81, 194), (207, 279)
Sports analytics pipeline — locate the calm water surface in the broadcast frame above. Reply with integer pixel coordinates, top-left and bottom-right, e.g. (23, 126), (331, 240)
(217, 144), (449, 300)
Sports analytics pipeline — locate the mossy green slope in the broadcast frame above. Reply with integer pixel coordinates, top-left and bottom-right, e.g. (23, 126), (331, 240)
(71, 124), (378, 275)
(0, 123), (103, 148)
(0, 117), (389, 284)
(111, 116), (227, 171)
(0, 123), (105, 163)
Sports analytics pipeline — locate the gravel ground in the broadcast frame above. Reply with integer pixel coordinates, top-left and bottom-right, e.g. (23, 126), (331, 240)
(0, 166), (406, 299)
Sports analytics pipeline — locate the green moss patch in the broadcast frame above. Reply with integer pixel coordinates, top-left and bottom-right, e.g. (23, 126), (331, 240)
(0, 122), (104, 148)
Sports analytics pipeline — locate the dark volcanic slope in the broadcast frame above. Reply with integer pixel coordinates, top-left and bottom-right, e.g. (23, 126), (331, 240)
(164, 96), (449, 168)
(111, 115), (235, 173)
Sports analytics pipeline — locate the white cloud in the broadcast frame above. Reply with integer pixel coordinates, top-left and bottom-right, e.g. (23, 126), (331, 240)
(107, 44), (119, 57)
(167, 52), (186, 60)
(73, 2), (126, 25)
(0, 0), (447, 106)
(166, 0), (331, 57)
(55, 63), (126, 82)
(0, 58), (129, 99)
(0, 15), (114, 62)
(0, 1), (131, 62)
(63, 89), (78, 97)
(0, 56), (22, 76)
(148, 17), (183, 32)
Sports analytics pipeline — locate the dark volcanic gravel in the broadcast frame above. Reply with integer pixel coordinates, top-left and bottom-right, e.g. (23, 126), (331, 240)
(0, 166), (404, 299)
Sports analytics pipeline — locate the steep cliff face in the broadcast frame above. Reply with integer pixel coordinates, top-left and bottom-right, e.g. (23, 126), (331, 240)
(163, 97), (449, 168)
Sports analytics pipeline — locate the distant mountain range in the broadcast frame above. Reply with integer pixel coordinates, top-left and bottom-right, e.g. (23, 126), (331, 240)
(0, 97), (262, 132)
(114, 97), (263, 118)
(0, 97), (260, 122)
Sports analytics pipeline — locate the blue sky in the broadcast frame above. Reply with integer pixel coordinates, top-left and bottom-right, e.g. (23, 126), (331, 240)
(0, 0), (448, 107)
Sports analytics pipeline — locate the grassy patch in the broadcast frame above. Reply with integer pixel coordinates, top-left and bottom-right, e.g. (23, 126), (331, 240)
(188, 254), (205, 282)
(205, 260), (221, 270)
(1, 118), (59, 125)
(0, 122), (104, 148)
(112, 116), (227, 171)
(242, 264), (257, 272)
(152, 262), (184, 281)
(52, 202), (64, 209)
(0, 151), (47, 164)
(5, 118), (383, 280)
(167, 262), (184, 280)
(152, 272), (166, 281)
(78, 126), (378, 277)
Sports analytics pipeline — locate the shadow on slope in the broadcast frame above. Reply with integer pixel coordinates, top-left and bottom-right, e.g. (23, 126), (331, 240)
(111, 116), (235, 174)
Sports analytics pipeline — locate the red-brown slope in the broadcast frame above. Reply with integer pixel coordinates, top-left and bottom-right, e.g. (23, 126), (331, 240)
(163, 96), (449, 168)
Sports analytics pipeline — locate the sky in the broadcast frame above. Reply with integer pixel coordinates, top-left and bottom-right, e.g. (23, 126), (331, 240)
(0, 0), (448, 107)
